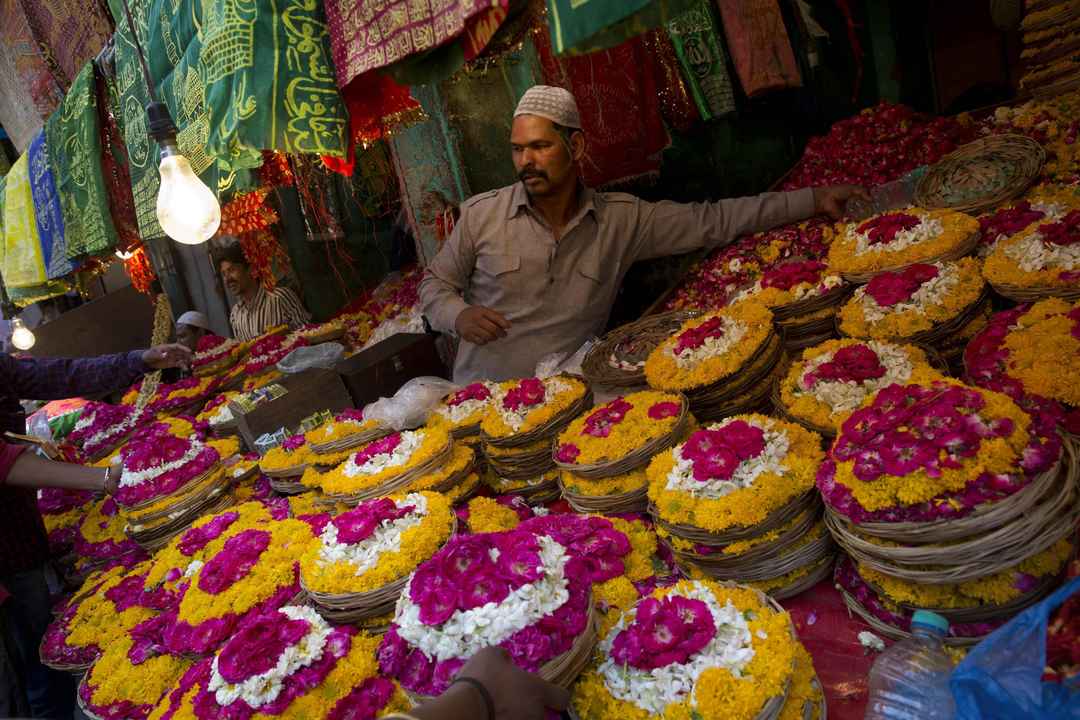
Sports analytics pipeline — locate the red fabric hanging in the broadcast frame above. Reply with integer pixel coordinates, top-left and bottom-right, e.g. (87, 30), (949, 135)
(715, 0), (802, 98)
(323, 73), (422, 176)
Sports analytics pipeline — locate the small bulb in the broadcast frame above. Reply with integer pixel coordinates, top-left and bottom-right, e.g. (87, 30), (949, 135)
(115, 248), (135, 260)
(155, 145), (221, 245)
(10, 317), (35, 350)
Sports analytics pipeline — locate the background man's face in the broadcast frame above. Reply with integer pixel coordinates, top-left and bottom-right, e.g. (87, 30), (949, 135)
(510, 115), (577, 198)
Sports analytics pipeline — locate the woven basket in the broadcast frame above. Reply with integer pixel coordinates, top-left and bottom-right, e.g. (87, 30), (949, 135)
(554, 396), (690, 479)
(990, 280), (1080, 303)
(1032, 71), (1080, 100)
(482, 386), (594, 450)
(892, 291), (991, 348)
(309, 425), (393, 456)
(839, 230), (981, 285)
(675, 531), (836, 584)
(38, 634), (94, 674)
(494, 479), (561, 505)
(691, 352), (787, 423)
(131, 491), (233, 552)
(771, 283), (852, 322)
(673, 504), (821, 568)
(651, 490), (817, 545)
(838, 588), (983, 647)
(76, 679), (105, 720)
(583, 311), (701, 387)
(766, 553), (837, 601)
(485, 446), (555, 480)
(769, 368), (838, 441)
(302, 326), (346, 345)
(915, 135), (1046, 215)
(269, 477), (310, 496)
(558, 476), (649, 515)
(841, 439), (1074, 544)
(322, 441), (455, 505)
(263, 463), (310, 479)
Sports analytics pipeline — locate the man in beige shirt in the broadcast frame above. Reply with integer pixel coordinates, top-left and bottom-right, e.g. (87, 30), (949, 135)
(420, 86), (865, 383)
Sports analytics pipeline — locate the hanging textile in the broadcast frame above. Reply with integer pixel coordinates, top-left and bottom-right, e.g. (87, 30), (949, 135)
(324, 0), (509, 88)
(290, 155), (346, 242)
(107, 0), (350, 241)
(667, 0), (736, 119)
(389, 84), (470, 265)
(545, 0), (695, 56)
(325, 73), (424, 176)
(0, 1), (61, 152)
(17, 0), (114, 91)
(97, 58), (143, 256)
(0, 153), (47, 289)
(44, 62), (118, 261)
(714, 0), (802, 98)
(536, 26), (671, 188)
(27, 130), (72, 280)
(642, 29), (701, 134)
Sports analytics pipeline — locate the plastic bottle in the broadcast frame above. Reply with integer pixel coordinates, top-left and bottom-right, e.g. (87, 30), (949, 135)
(864, 610), (956, 720)
(844, 166), (930, 221)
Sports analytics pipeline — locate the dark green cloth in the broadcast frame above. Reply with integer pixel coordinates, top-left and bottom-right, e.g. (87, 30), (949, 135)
(545, 0), (695, 55)
(667, 0), (736, 120)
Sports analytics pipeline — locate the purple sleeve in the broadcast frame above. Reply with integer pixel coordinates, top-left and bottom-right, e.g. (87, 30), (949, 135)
(0, 350), (151, 401)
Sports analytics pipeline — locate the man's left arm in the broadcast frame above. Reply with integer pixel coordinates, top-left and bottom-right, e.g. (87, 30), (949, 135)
(633, 185), (865, 261)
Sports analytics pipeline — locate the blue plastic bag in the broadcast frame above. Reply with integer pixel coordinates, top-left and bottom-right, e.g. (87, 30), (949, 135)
(951, 576), (1080, 719)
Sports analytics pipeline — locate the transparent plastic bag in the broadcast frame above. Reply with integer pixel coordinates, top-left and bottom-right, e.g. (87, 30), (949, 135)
(951, 576), (1080, 720)
(363, 377), (460, 430)
(277, 343), (345, 373)
(362, 310), (426, 351)
(535, 338), (596, 379)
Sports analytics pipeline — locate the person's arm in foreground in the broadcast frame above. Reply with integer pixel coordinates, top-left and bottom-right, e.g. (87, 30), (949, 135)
(0, 441), (113, 493)
(0, 344), (192, 401)
(387, 647), (569, 720)
(634, 184), (869, 260)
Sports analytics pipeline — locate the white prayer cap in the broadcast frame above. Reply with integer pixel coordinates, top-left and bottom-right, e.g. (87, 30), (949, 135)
(513, 85), (582, 129)
(176, 311), (211, 331)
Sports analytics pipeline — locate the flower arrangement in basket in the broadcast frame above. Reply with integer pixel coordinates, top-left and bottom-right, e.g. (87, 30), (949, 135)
(41, 563), (168, 674)
(984, 208), (1080, 300)
(67, 402), (141, 461)
(40, 488), (94, 554)
(645, 303), (783, 421)
(163, 518), (314, 656)
(304, 408), (390, 457)
(77, 612), (192, 720)
(647, 415), (834, 599)
(834, 537), (1075, 646)
(195, 392), (242, 436)
(295, 318), (346, 345)
(581, 311), (701, 389)
(240, 328), (307, 376)
(428, 382), (499, 440)
(261, 434), (312, 494)
(300, 492), (455, 624)
(125, 376), (221, 417)
(965, 297), (1080, 436)
(837, 259), (988, 354)
(776, 338), (945, 437)
(827, 206), (981, 282)
(570, 579), (805, 720)
(976, 194), (1078, 258)
(306, 425), (454, 504)
(730, 259), (848, 350)
(76, 496), (144, 565)
(818, 378), (1078, 645)
(377, 523), (602, 700)
(192, 335), (245, 378)
(404, 443), (481, 503)
(480, 376), (592, 501)
(114, 428), (230, 552)
(554, 391), (691, 514)
(149, 608), (409, 720)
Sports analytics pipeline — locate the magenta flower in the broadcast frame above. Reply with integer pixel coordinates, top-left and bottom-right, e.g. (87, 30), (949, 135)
(648, 402), (681, 420)
(332, 498), (413, 545)
(760, 259), (827, 291)
(376, 628), (409, 676)
(857, 212), (921, 245)
(865, 263), (939, 306)
(503, 378), (546, 410)
(325, 677), (395, 720)
(448, 383), (492, 407)
(281, 435), (306, 452)
(458, 573), (511, 610)
(555, 443), (581, 463)
(1038, 210), (1080, 246)
(197, 529), (271, 595)
(178, 512), (239, 556)
(216, 610), (311, 684)
(439, 536), (491, 583)
(805, 344), (887, 387)
(673, 316), (725, 355)
(582, 398), (633, 438)
(610, 596), (716, 670)
(336, 408), (366, 423)
(352, 433), (402, 466)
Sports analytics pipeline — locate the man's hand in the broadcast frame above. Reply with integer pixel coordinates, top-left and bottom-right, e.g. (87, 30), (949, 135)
(813, 184), (870, 220)
(455, 306), (511, 346)
(142, 343), (192, 370)
(455, 647), (569, 720)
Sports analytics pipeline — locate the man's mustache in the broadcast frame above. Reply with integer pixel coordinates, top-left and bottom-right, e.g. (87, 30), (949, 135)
(518, 169), (547, 182)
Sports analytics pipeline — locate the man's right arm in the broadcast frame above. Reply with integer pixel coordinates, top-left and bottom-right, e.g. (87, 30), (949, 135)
(0, 351), (151, 401)
(419, 211), (476, 335)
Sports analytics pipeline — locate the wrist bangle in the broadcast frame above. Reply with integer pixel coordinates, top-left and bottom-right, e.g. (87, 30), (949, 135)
(450, 676), (494, 720)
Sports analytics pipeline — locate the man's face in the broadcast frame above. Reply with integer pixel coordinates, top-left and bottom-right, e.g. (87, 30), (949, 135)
(220, 260), (255, 296)
(510, 115), (578, 198)
(175, 323), (204, 351)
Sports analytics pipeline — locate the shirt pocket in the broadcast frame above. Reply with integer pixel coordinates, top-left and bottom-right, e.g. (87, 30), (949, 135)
(471, 253), (524, 314)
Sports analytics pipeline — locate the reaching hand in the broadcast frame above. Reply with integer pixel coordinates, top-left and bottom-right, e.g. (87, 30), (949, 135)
(813, 184), (870, 220)
(142, 343), (192, 370)
(455, 306), (511, 346)
(455, 647), (569, 720)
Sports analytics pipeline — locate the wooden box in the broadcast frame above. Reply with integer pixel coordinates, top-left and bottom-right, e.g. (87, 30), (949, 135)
(233, 369), (353, 450)
(334, 333), (448, 408)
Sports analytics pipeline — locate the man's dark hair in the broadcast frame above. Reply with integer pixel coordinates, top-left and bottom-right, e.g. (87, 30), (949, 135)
(213, 240), (248, 269)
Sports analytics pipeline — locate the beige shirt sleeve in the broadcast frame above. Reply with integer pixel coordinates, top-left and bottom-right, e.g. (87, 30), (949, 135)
(419, 210), (476, 334)
(632, 187), (817, 261)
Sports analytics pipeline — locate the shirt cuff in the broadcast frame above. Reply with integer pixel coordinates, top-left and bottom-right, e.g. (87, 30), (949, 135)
(428, 296), (470, 335)
(127, 349), (152, 375)
(790, 187), (817, 220)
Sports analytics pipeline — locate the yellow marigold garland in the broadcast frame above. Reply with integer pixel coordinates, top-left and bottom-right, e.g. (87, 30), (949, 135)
(44, 504), (89, 536)
(647, 416), (824, 532)
(778, 643), (824, 720)
(299, 492), (454, 595)
(480, 376), (589, 439)
(827, 207), (980, 275)
(556, 391), (684, 466)
(83, 633), (191, 710)
(465, 497), (523, 533)
(313, 425), (451, 497)
(260, 442), (311, 472)
(561, 468), (648, 497)
(78, 498), (129, 547)
(837, 258), (985, 340)
(645, 303), (774, 391)
(1000, 298), (1080, 406)
(984, 214), (1080, 289)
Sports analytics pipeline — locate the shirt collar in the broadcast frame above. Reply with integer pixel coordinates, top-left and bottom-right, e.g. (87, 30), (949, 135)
(507, 181), (598, 222)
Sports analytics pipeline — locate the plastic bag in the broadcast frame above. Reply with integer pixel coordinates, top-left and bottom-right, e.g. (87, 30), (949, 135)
(363, 377), (460, 430)
(951, 576), (1080, 720)
(362, 310), (426, 351)
(277, 343), (345, 373)
(535, 338), (596, 379)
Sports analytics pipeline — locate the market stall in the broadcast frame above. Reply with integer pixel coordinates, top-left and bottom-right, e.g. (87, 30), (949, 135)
(1, 1), (1079, 720)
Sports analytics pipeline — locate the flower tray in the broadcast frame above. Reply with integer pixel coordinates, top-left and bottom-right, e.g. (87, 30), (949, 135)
(485, 442), (555, 480)
(263, 463), (311, 480)
(75, 678), (106, 720)
(839, 289), (991, 348)
(670, 504), (823, 572)
(764, 554), (837, 602)
(488, 475), (561, 505)
(322, 440), (455, 506)
(824, 450), (1078, 584)
(651, 490), (818, 546)
(839, 229), (981, 285)
(309, 425), (393, 456)
(776, 312), (840, 352)
(132, 493), (234, 554)
(558, 477), (649, 515)
(425, 458), (479, 495)
(583, 310), (701, 388)
(302, 325), (346, 345)
(915, 135), (1046, 215)
(270, 476), (311, 496)
(990, 279), (1080, 303)
(685, 334), (785, 422)
(837, 587), (983, 647)
(770, 282), (852, 323)
(123, 463), (225, 515)
(482, 387), (595, 450)
(448, 421), (482, 440)
(668, 523), (836, 586)
(38, 634), (94, 674)
(554, 396), (691, 480)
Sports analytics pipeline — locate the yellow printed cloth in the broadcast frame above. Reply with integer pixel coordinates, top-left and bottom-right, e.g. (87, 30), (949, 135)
(1, 153), (46, 289)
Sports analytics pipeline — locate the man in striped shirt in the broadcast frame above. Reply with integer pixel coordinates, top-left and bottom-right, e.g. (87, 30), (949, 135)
(215, 242), (311, 341)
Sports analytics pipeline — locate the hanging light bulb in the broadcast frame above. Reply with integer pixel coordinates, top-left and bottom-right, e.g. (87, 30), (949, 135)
(155, 139), (220, 245)
(10, 317), (35, 350)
